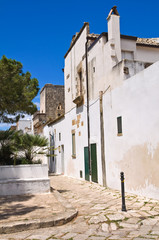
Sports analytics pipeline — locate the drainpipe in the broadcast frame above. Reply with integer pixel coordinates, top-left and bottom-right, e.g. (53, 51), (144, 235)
(85, 37), (91, 178)
(99, 91), (107, 187)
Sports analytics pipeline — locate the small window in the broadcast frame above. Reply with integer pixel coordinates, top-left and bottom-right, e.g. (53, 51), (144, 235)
(117, 116), (122, 136)
(57, 103), (62, 110)
(72, 133), (76, 157)
(59, 133), (61, 141)
(78, 70), (82, 95)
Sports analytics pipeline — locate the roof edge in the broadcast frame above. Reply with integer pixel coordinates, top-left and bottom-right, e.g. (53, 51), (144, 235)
(136, 43), (159, 48)
(64, 22), (89, 59)
(40, 84), (64, 94)
(47, 114), (65, 126)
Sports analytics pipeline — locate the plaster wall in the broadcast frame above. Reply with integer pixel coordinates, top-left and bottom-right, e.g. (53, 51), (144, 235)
(65, 26), (88, 113)
(121, 39), (136, 53)
(87, 35), (120, 100)
(88, 37), (106, 100)
(43, 125), (52, 170)
(136, 46), (159, 63)
(0, 164), (48, 180)
(0, 164), (50, 195)
(17, 120), (32, 133)
(108, 15), (121, 62)
(64, 21), (159, 114)
(103, 61), (159, 199)
(0, 179), (50, 196)
(44, 98), (103, 185)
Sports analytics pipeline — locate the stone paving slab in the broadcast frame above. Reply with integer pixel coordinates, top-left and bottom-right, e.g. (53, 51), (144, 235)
(0, 188), (78, 234)
(1, 175), (159, 239)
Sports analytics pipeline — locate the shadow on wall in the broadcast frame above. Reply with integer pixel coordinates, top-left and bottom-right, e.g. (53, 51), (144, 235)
(76, 105), (84, 114)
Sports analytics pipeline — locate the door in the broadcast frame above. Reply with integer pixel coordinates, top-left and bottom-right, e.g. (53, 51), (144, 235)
(49, 133), (55, 173)
(84, 143), (98, 183)
(91, 143), (98, 183)
(84, 147), (89, 181)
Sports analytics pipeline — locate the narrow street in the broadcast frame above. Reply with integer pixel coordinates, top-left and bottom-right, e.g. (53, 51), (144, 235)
(1, 175), (159, 240)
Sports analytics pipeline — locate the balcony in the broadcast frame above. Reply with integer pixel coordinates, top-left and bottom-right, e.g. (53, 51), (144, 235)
(73, 95), (84, 106)
(33, 111), (46, 128)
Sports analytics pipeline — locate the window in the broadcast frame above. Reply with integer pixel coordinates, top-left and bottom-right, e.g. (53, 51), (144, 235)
(117, 116), (122, 136)
(72, 133), (76, 157)
(78, 70), (82, 95)
(59, 133), (61, 141)
(57, 103), (62, 110)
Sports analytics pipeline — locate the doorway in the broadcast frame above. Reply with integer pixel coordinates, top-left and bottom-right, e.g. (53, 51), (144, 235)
(49, 133), (55, 173)
(84, 143), (98, 183)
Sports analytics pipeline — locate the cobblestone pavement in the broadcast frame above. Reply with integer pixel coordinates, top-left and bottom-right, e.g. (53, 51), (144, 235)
(1, 175), (159, 240)
(0, 192), (64, 224)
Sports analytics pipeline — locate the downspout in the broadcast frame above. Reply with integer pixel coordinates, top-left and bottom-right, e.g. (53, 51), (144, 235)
(85, 37), (91, 178)
(99, 91), (107, 187)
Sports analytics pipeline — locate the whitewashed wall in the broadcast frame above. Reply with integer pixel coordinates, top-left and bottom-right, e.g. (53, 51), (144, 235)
(43, 15), (159, 199)
(0, 164), (48, 180)
(0, 164), (50, 195)
(65, 25), (88, 113)
(136, 46), (159, 63)
(44, 98), (103, 185)
(103, 61), (159, 199)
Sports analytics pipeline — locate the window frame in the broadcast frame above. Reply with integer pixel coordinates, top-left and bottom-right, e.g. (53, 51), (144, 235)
(72, 133), (76, 158)
(117, 116), (123, 136)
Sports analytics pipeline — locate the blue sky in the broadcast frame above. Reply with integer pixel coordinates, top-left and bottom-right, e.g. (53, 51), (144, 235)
(0, 0), (159, 129)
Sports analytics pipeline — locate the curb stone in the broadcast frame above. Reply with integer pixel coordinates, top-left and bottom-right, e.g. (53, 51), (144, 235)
(0, 188), (78, 234)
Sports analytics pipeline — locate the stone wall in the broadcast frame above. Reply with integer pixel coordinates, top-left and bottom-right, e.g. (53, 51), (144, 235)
(34, 84), (65, 134)
(44, 84), (65, 120)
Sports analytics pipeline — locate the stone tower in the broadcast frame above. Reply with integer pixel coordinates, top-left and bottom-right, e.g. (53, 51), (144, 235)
(33, 84), (65, 134)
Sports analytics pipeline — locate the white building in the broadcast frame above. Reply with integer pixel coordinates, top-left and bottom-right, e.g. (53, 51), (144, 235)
(16, 119), (33, 134)
(44, 6), (159, 199)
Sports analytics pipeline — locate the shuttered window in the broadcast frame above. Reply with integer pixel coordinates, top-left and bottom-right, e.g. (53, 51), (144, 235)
(117, 116), (122, 136)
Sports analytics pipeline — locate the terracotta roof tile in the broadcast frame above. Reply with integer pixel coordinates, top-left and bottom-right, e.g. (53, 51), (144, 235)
(137, 38), (159, 46)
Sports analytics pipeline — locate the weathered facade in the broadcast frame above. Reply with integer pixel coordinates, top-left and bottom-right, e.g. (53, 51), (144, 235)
(16, 119), (33, 134)
(44, 6), (159, 199)
(33, 84), (64, 134)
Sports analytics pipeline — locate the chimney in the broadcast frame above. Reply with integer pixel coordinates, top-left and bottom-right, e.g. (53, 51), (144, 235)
(107, 6), (121, 63)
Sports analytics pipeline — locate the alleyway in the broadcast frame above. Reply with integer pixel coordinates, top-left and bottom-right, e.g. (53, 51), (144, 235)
(1, 175), (159, 240)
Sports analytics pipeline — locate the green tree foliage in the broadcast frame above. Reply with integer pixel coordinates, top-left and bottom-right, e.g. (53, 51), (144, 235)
(0, 130), (48, 165)
(0, 130), (15, 165)
(0, 55), (39, 123)
(19, 133), (48, 163)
